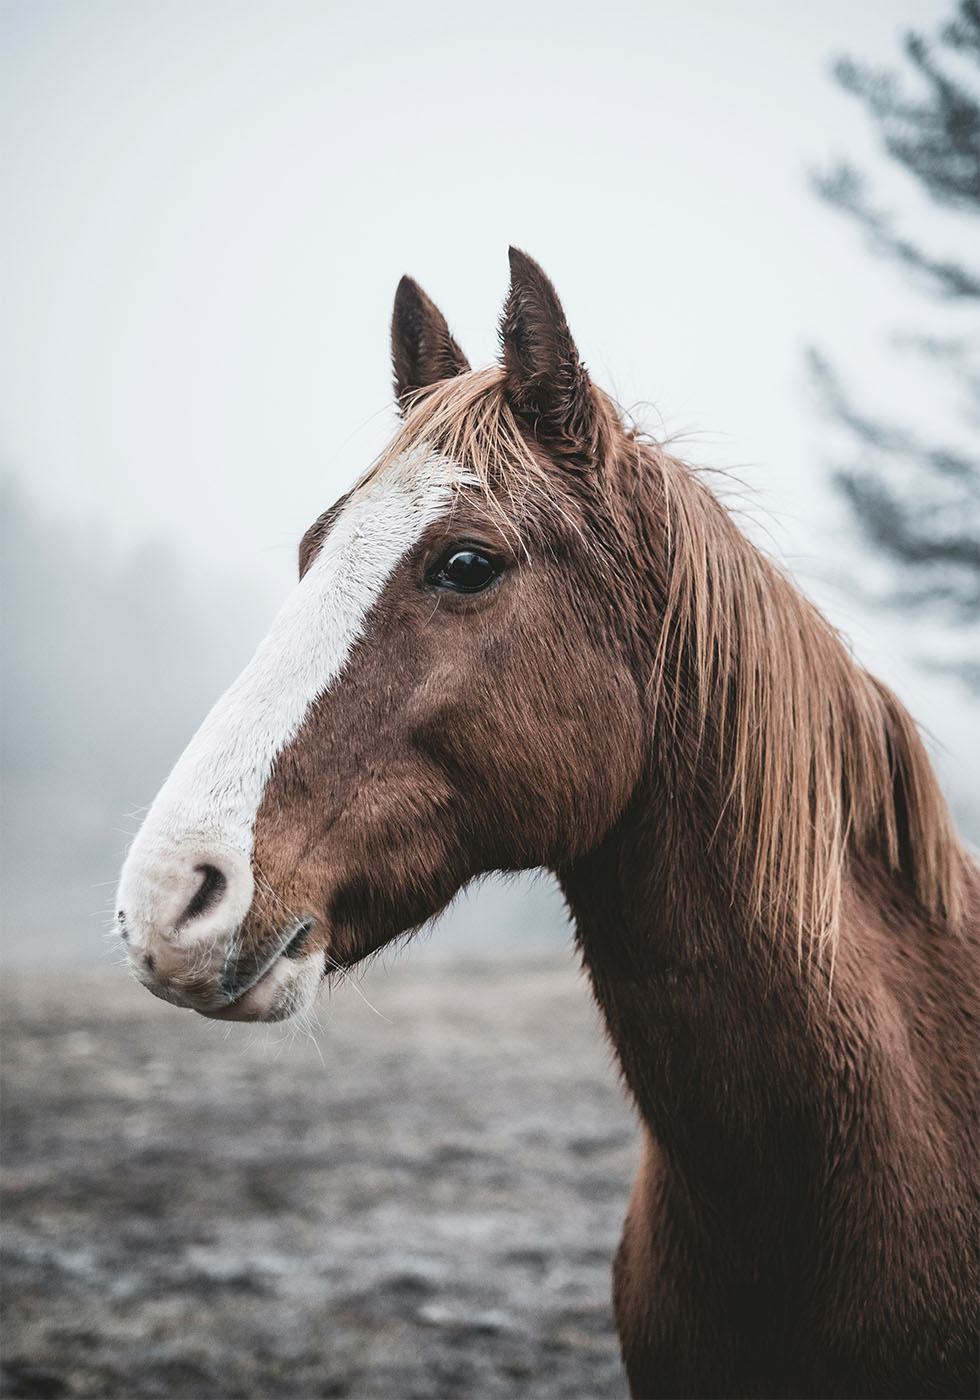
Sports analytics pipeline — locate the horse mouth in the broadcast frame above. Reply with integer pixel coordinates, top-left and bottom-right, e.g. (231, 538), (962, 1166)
(280, 916), (316, 960)
(198, 918), (321, 1023)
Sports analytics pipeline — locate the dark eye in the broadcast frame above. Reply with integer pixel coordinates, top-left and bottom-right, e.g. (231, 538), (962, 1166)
(427, 548), (502, 594)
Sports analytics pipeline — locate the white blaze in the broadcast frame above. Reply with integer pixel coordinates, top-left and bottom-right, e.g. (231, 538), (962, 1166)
(117, 449), (464, 942)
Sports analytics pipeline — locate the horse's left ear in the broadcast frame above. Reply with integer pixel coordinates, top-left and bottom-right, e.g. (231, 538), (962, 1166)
(499, 247), (599, 462)
(392, 276), (471, 410)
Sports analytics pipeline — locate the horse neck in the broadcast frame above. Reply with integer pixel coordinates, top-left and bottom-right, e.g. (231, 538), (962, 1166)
(559, 446), (960, 1171)
(557, 756), (862, 1230)
(560, 763), (980, 1274)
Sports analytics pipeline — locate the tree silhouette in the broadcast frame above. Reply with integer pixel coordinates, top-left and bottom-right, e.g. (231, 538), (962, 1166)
(810, 1), (980, 689)
(0, 473), (261, 956)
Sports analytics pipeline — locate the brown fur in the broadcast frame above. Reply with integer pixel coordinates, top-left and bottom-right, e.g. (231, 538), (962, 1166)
(234, 250), (978, 1396)
(391, 274), (471, 408)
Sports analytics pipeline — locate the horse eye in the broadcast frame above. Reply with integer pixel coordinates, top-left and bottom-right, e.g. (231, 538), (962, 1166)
(427, 548), (502, 594)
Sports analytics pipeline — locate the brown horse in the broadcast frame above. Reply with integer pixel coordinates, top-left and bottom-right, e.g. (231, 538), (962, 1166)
(117, 250), (979, 1398)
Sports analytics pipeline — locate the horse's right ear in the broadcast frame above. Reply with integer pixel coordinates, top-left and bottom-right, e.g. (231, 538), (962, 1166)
(391, 276), (471, 411)
(499, 247), (599, 464)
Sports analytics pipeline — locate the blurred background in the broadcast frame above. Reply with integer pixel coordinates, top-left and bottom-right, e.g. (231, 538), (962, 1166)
(2, 2), (977, 1397)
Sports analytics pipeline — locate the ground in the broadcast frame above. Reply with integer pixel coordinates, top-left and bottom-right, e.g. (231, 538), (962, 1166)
(1, 951), (635, 1399)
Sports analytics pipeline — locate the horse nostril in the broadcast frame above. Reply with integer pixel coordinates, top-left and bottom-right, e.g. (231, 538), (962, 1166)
(176, 864), (227, 929)
(117, 910), (129, 942)
(143, 953), (156, 973)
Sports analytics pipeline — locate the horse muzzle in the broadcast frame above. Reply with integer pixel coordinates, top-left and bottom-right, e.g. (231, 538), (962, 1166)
(115, 834), (321, 1022)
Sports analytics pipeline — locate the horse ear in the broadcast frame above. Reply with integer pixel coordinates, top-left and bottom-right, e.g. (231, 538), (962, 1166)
(391, 276), (470, 410)
(499, 247), (598, 461)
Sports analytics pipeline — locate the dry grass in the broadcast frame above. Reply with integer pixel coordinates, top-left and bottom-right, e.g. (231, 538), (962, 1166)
(1, 953), (634, 1400)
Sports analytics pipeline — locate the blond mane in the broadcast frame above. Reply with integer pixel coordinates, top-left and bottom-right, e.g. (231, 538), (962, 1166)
(646, 442), (966, 954)
(363, 366), (551, 503)
(363, 369), (967, 952)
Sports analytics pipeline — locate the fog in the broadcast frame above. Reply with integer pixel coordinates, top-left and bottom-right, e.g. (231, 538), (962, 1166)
(2, 0), (976, 970)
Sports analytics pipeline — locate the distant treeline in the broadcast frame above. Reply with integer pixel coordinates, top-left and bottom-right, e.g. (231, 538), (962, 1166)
(0, 475), (262, 964)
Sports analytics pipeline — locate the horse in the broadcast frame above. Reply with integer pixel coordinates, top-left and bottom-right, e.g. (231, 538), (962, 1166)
(116, 249), (979, 1398)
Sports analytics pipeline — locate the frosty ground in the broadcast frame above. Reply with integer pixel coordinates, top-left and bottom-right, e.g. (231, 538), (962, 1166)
(2, 950), (635, 1398)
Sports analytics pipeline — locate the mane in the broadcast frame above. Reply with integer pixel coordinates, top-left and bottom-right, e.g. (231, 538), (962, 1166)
(362, 369), (967, 953)
(361, 366), (550, 513)
(643, 439), (966, 955)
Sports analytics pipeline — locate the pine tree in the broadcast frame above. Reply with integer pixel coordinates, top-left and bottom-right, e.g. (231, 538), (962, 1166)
(810, 1), (980, 689)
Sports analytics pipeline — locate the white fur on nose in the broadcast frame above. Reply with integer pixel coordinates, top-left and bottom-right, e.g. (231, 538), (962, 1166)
(119, 839), (254, 956)
(117, 448), (466, 962)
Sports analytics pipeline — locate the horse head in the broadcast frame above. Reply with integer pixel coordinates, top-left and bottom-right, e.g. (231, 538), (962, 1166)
(116, 251), (647, 1021)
